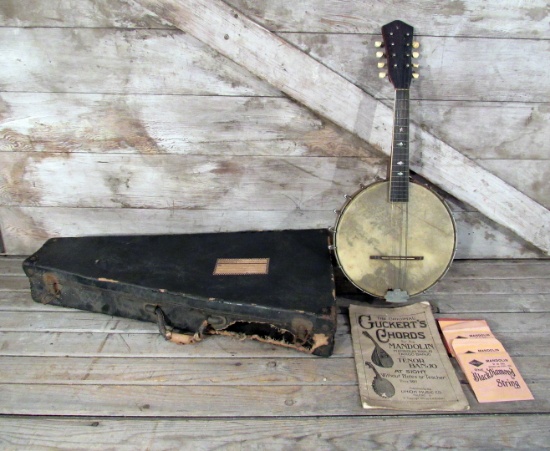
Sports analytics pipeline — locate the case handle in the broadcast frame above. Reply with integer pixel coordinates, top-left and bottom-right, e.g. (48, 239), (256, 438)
(153, 306), (208, 345)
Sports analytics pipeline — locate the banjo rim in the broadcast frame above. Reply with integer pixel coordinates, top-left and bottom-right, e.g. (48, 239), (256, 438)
(332, 180), (456, 298)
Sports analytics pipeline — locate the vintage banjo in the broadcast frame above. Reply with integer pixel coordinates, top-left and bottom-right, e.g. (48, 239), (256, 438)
(333, 20), (456, 302)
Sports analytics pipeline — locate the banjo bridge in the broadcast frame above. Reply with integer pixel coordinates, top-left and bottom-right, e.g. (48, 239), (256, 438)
(370, 255), (424, 261)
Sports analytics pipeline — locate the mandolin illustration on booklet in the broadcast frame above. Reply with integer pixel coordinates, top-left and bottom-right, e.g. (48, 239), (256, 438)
(349, 302), (469, 411)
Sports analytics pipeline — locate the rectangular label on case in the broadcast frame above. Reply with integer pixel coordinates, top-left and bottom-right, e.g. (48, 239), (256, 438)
(213, 258), (270, 275)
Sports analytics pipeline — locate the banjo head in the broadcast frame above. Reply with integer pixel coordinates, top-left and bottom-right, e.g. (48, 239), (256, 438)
(334, 181), (456, 298)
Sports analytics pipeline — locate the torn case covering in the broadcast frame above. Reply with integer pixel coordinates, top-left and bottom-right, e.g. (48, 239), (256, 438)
(22, 229), (337, 356)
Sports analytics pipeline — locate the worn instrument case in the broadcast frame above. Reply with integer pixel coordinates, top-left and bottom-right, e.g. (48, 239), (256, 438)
(22, 229), (337, 356)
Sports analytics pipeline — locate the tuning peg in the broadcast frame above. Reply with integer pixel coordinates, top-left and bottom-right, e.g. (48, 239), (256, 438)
(412, 63), (419, 68)
(412, 72), (420, 79)
(374, 41), (384, 48)
(379, 72), (387, 78)
(412, 51), (420, 58)
(412, 41), (420, 49)
(377, 62), (386, 68)
(376, 51), (385, 58)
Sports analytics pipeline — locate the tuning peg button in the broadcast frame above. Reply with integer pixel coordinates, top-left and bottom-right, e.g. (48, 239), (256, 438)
(374, 41), (384, 48)
(377, 62), (386, 68)
(379, 72), (387, 78)
(376, 51), (385, 58)
(412, 41), (420, 49)
(412, 63), (419, 68)
(412, 51), (420, 58)
(412, 72), (420, 79)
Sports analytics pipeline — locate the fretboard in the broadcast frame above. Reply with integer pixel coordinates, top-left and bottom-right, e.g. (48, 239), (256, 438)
(389, 89), (410, 202)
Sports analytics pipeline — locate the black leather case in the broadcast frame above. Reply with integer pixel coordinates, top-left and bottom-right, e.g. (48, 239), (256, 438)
(22, 229), (337, 356)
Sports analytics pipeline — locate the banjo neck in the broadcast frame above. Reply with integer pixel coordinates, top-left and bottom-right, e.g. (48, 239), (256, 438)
(390, 89), (410, 203)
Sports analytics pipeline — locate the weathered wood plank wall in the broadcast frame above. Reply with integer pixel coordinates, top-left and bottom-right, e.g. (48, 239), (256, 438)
(0, 0), (548, 257)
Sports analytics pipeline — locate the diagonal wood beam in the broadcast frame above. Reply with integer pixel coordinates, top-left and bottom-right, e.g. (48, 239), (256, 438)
(135, 0), (550, 254)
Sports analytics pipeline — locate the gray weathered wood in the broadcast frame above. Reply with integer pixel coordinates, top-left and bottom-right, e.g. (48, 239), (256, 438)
(1, 355), (546, 386)
(479, 160), (550, 209)
(0, 329), (351, 358)
(429, 278), (550, 295)
(227, 0), (550, 38)
(451, 211), (545, 259)
(0, 356), (357, 385)
(0, 153), (385, 209)
(282, 33), (550, 103)
(0, 28), (278, 96)
(412, 102), (550, 161)
(1, 0), (550, 444)
(3, 28), (549, 103)
(0, 207), (335, 256)
(421, 294), (550, 314)
(3, 0), (548, 39)
(2, 91), (546, 257)
(0, 307), (547, 362)
(0, 93), (373, 157)
(1, 206), (545, 258)
(1, 1), (549, 260)
(0, 0), (171, 28)
(3, 311), (547, 334)
(446, 260), (550, 280)
(3, 93), (547, 164)
(134, 0), (550, 254)
(2, 93), (548, 160)
(0, 257), (25, 275)
(0, 382), (547, 416)
(1, 415), (549, 450)
(1, 329), (546, 359)
(0, 277), (30, 292)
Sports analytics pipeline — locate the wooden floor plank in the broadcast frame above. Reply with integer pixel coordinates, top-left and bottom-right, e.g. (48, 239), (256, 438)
(1, 310), (548, 334)
(1, 330), (547, 359)
(0, 277), (30, 292)
(0, 258), (548, 446)
(0, 307), (548, 360)
(0, 258), (25, 275)
(0, 382), (547, 416)
(0, 355), (546, 386)
(0, 330), (354, 358)
(444, 260), (550, 280)
(420, 293), (550, 314)
(426, 278), (550, 295)
(1, 415), (549, 450)
(0, 356), (357, 386)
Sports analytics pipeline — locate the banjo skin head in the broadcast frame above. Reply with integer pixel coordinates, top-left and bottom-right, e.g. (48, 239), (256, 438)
(333, 180), (456, 298)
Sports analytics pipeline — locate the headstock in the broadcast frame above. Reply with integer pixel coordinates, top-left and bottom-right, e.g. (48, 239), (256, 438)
(376, 20), (419, 89)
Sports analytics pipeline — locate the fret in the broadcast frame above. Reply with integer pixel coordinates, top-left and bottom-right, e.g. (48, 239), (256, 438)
(390, 89), (410, 203)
